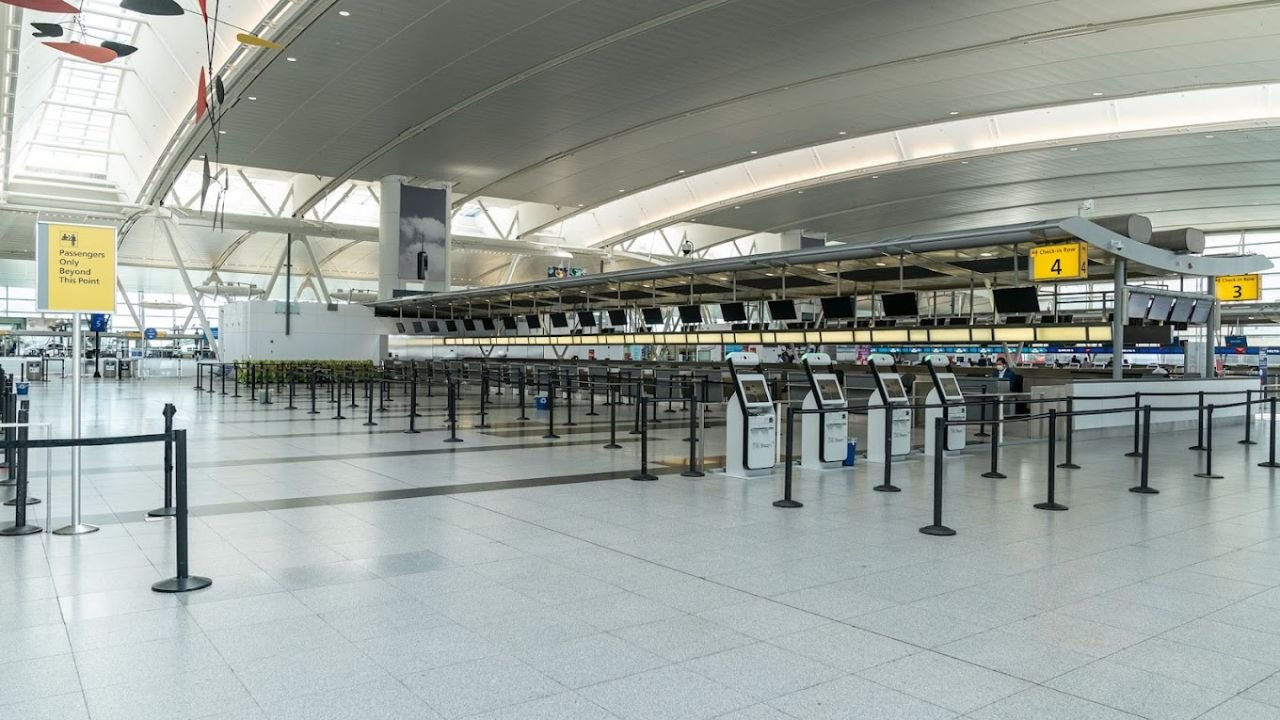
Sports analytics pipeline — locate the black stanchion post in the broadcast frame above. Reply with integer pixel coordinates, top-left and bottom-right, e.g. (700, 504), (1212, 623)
(286, 371), (296, 410)
(444, 380), (462, 443)
(232, 364), (241, 398)
(147, 404), (178, 518)
(220, 365), (227, 395)
(261, 371), (272, 405)
(604, 382), (622, 450)
(981, 408), (1006, 479)
(631, 398), (657, 481)
(1034, 409), (1068, 511)
(332, 377), (346, 420)
(921, 416), (956, 536)
(363, 380), (377, 427)
(586, 379), (599, 417)
(1190, 390), (1207, 450)
(308, 369), (319, 415)
(405, 372), (420, 434)
(1241, 390), (1258, 445)
(194, 363), (203, 391)
(1262, 396), (1280, 469)
(682, 401), (704, 478)
(1195, 404), (1224, 479)
(1125, 392), (1143, 458)
(517, 371), (529, 421)
(249, 363), (257, 401)
(349, 377), (358, 408)
(476, 371), (490, 429)
(1058, 397), (1080, 469)
(565, 375), (577, 427)
(773, 406), (802, 507)
(874, 404), (900, 492)
(0, 402), (38, 536)
(544, 380), (561, 440)
(630, 381), (642, 435)
(1131, 405), (1159, 494)
(152, 430), (211, 594)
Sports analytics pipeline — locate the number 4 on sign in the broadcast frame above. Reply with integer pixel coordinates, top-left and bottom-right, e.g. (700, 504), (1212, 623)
(1050, 259), (1061, 275)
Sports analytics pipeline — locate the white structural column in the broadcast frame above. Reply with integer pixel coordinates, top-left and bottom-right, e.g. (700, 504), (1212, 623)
(158, 213), (222, 360)
(378, 175), (406, 301)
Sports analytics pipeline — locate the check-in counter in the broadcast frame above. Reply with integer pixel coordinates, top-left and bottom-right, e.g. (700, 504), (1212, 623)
(1068, 377), (1256, 435)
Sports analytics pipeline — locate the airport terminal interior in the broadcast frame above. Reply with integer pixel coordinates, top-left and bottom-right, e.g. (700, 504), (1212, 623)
(8, 1), (1280, 719)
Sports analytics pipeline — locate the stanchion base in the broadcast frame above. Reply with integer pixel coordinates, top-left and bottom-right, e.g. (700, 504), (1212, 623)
(873, 484), (901, 493)
(919, 525), (956, 536)
(1194, 473), (1224, 479)
(147, 506), (177, 518)
(773, 499), (803, 508)
(628, 430), (641, 435)
(52, 523), (99, 536)
(1124, 452), (1143, 458)
(285, 405), (297, 411)
(1188, 445), (1206, 451)
(1260, 462), (1280, 468)
(542, 434), (561, 440)
(0, 524), (41, 536)
(981, 472), (1007, 479)
(1034, 502), (1069, 511)
(476, 424), (490, 429)
(681, 471), (706, 478)
(1239, 440), (1258, 445)
(631, 473), (658, 482)
(362, 422), (378, 427)
(585, 412), (600, 417)
(1129, 486), (1160, 494)
(404, 430), (421, 435)
(307, 410), (320, 415)
(1057, 463), (1082, 470)
(443, 438), (464, 443)
(3, 497), (39, 506)
(152, 575), (212, 594)
(518, 417), (530, 422)
(565, 422), (578, 427)
(974, 432), (990, 438)
(602, 443), (622, 450)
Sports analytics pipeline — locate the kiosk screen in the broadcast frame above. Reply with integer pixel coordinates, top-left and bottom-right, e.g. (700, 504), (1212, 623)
(939, 376), (963, 401)
(815, 378), (843, 404)
(739, 379), (771, 404)
(881, 377), (908, 401)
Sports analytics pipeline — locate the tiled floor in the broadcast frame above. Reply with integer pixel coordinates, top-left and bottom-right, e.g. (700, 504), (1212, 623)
(3, 375), (1280, 719)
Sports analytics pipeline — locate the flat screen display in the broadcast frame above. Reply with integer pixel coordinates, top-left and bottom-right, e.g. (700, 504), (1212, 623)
(445, 320), (459, 333)
(501, 316), (518, 330)
(1128, 292), (1152, 319)
(525, 314), (542, 329)
(739, 378), (771, 404)
(642, 307), (665, 326)
(992, 287), (1041, 314)
(821, 296), (855, 319)
(395, 322), (406, 334)
(462, 319), (477, 332)
(678, 305), (703, 324)
(939, 376), (963, 401)
(767, 300), (797, 321)
(412, 321), (425, 333)
(607, 309), (628, 326)
(1168, 300), (1193, 323)
(1226, 335), (1248, 347)
(481, 318), (496, 331)
(1146, 295), (1173, 322)
(815, 378), (843, 404)
(720, 302), (747, 322)
(881, 292), (919, 317)
(1188, 300), (1211, 324)
(549, 312), (569, 328)
(881, 376), (908, 401)
(577, 311), (596, 327)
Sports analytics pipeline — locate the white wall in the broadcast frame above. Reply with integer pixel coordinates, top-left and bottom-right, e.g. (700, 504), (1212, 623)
(1069, 377), (1257, 431)
(219, 301), (392, 362)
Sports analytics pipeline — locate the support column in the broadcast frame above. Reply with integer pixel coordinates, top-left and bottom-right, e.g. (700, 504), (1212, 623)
(1112, 259), (1126, 380)
(1206, 276), (1219, 378)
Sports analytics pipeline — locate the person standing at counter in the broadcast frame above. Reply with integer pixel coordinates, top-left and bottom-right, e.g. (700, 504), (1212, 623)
(993, 357), (1015, 381)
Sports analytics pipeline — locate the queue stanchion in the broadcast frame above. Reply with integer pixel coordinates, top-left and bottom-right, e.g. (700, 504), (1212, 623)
(220, 365), (227, 395)
(586, 380), (599, 417)
(1190, 390), (1207, 450)
(920, 416), (956, 536)
(682, 401), (704, 478)
(444, 380), (462, 443)
(1034, 409), (1068, 511)
(152, 429), (212, 594)
(405, 371), (420, 434)
(232, 364), (241, 398)
(206, 364), (215, 394)
(565, 376), (577, 427)
(0, 402), (38, 536)
(543, 379), (561, 440)
(1262, 396), (1280, 469)
(147, 403), (178, 518)
(603, 383), (622, 450)
(517, 371), (529, 421)
(377, 377), (389, 413)
(363, 379), (377, 427)
(411, 364), (422, 417)
(980, 409), (1006, 479)
(332, 376), (346, 420)
(630, 382), (642, 435)
(349, 377), (358, 409)
(1194, 404), (1224, 479)
(261, 371), (272, 405)
(194, 363), (203, 391)
(308, 369), (319, 415)
(476, 371), (490, 429)
(1130, 406), (1159, 494)
(1241, 390), (1258, 445)
(249, 363), (257, 401)
(631, 398), (657, 481)
(873, 403), (899, 493)
(286, 371), (297, 410)
(1058, 397), (1080, 469)
(773, 405), (802, 507)
(1125, 392), (1143, 458)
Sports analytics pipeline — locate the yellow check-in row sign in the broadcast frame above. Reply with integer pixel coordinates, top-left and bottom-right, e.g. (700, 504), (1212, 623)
(36, 222), (117, 313)
(1029, 242), (1089, 282)
(1216, 274), (1260, 302)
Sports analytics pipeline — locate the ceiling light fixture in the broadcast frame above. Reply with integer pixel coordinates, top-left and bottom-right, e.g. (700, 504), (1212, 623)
(948, 111), (959, 115)
(286, 56), (297, 62)
(960, 160), (968, 164)
(1205, 134), (1216, 139)
(979, 252), (994, 257)
(875, 261), (886, 267)
(247, 96), (257, 100)
(749, 150), (758, 155)
(1091, 92), (1104, 96)
(338, 9), (350, 16)
(838, 131), (847, 135)
(1069, 147), (1078, 151)
(871, 175), (879, 179)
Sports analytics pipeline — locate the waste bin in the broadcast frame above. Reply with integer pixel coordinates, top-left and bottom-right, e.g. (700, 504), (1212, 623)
(843, 439), (857, 467)
(103, 358), (118, 379)
(535, 394), (549, 410)
(24, 359), (42, 382)
(119, 359), (133, 379)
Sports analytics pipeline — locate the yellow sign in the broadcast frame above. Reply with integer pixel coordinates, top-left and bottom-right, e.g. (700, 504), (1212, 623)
(36, 222), (116, 313)
(1030, 242), (1088, 281)
(1216, 274), (1260, 302)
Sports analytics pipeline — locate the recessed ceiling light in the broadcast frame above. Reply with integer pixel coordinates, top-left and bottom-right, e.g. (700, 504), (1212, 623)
(677, 169), (685, 174)
(338, 9), (350, 16)
(287, 57), (297, 62)
(617, 189), (625, 193)
(734, 206), (742, 209)
(871, 175), (879, 179)
(577, 203), (584, 207)
(875, 262), (887, 267)
(838, 131), (847, 135)
(948, 111), (959, 115)
(1204, 134), (1216, 139)
(1069, 147), (1078, 151)
(960, 160), (969, 164)
(218, 130), (226, 134)
(765, 272), (775, 277)
(749, 150), (758, 155)
(797, 190), (804, 194)
(980, 252), (994, 257)
(247, 96), (257, 100)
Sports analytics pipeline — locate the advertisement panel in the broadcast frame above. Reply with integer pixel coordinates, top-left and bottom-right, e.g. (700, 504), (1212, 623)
(398, 185), (450, 286)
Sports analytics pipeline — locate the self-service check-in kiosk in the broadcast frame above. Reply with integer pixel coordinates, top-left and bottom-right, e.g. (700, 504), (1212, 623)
(866, 356), (912, 463)
(923, 356), (966, 456)
(800, 353), (847, 470)
(726, 352), (776, 478)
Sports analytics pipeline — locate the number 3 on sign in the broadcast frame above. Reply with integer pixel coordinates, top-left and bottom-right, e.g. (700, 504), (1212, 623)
(1216, 274), (1260, 302)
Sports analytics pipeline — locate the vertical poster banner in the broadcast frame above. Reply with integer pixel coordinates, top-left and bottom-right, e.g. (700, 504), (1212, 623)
(398, 185), (450, 289)
(36, 222), (117, 312)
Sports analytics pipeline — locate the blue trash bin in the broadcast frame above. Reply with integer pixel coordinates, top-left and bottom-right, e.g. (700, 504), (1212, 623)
(535, 395), (549, 411)
(843, 439), (857, 467)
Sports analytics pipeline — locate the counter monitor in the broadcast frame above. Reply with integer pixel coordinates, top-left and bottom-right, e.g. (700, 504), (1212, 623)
(577, 311), (596, 327)
(642, 307), (665, 326)
(815, 378), (843, 404)
(821, 296), (855, 319)
(607, 309), (628, 326)
(525, 314), (542, 329)
(549, 312), (569, 328)
(720, 302), (748, 323)
(739, 378), (771, 405)
(881, 376), (908, 401)
(1189, 300), (1212, 324)
(767, 300), (797, 321)
(939, 376), (964, 401)
(678, 305), (704, 324)
(1146, 295), (1173, 322)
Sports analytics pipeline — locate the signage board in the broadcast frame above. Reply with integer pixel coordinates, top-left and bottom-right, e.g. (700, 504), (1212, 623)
(1030, 242), (1088, 281)
(143, 328), (157, 340)
(89, 314), (110, 332)
(36, 222), (117, 313)
(1216, 274), (1260, 302)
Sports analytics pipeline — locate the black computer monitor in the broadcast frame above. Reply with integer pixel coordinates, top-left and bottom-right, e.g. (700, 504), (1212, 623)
(445, 320), (459, 332)
(525, 314), (542, 329)
(549, 312), (569, 328)
(1189, 300), (1212, 324)
(642, 307), (665, 326)
(767, 300), (797, 321)
(881, 292), (919, 317)
(462, 319), (477, 332)
(501, 316), (518, 330)
(413, 321), (425, 333)
(821, 296), (855, 319)
(481, 318), (496, 331)
(607, 309), (628, 326)
(992, 287), (1041, 314)
(577, 311), (596, 327)
(678, 305), (703, 324)
(1128, 292), (1152, 320)
(1146, 295), (1173, 322)
(394, 322), (406, 334)
(1168, 299), (1193, 324)
(719, 302), (748, 323)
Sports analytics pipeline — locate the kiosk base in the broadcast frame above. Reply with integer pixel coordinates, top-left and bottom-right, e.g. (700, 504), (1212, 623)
(723, 467), (772, 480)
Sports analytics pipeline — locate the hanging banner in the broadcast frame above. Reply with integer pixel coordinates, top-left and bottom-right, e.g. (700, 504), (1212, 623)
(36, 222), (117, 313)
(398, 185), (450, 288)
